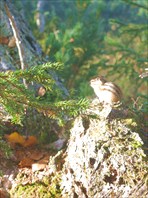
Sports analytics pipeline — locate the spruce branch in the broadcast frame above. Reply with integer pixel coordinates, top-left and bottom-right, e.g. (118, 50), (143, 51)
(13, 62), (63, 87)
(0, 63), (89, 124)
(123, 0), (148, 10)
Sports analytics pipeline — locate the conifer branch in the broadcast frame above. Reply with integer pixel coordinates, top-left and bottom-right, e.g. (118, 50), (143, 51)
(123, 0), (148, 10)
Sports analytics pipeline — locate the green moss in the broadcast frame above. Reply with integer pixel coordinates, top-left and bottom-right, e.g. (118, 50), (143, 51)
(124, 118), (137, 127)
(10, 174), (62, 198)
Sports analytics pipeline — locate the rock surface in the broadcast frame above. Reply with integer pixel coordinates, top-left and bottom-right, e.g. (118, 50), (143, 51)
(61, 104), (147, 198)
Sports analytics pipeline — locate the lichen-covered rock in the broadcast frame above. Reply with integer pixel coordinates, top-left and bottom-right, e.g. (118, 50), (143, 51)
(61, 106), (147, 198)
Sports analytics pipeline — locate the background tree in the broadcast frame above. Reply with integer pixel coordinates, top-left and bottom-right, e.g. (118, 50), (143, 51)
(18, 0), (147, 100)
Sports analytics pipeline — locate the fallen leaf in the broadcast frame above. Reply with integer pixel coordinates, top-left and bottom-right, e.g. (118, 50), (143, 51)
(15, 149), (27, 161)
(23, 136), (38, 147)
(32, 163), (46, 172)
(0, 36), (9, 45)
(8, 36), (16, 47)
(38, 156), (49, 164)
(0, 188), (10, 198)
(19, 157), (34, 168)
(29, 151), (43, 161)
(5, 132), (25, 146)
(5, 132), (37, 147)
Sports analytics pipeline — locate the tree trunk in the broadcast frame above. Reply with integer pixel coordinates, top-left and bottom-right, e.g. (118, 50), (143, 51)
(0, 0), (43, 71)
(0, 0), (68, 92)
(0, 0), (68, 133)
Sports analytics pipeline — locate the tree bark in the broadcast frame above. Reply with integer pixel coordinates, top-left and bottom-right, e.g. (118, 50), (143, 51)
(0, 0), (43, 72)
(0, 0), (68, 133)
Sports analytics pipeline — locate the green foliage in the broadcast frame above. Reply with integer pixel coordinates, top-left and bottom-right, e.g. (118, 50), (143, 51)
(27, 0), (147, 101)
(0, 62), (89, 125)
(123, 0), (148, 10)
(11, 173), (62, 198)
(36, 0), (106, 94)
(10, 0), (148, 120)
(0, 138), (12, 158)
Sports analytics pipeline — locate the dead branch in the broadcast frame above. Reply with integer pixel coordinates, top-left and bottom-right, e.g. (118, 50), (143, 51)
(4, 2), (28, 88)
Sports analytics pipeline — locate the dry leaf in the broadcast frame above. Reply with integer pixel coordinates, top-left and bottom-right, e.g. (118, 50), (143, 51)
(8, 36), (16, 47)
(23, 136), (38, 147)
(0, 188), (10, 198)
(5, 132), (25, 146)
(0, 36), (9, 45)
(15, 149), (27, 161)
(29, 151), (44, 161)
(32, 163), (46, 172)
(5, 132), (37, 147)
(19, 157), (34, 168)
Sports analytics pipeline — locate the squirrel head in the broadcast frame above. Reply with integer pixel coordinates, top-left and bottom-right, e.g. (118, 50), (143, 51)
(90, 76), (107, 87)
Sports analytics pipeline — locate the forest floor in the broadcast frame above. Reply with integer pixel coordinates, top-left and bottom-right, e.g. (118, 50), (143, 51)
(0, 106), (147, 198)
(0, 139), (63, 198)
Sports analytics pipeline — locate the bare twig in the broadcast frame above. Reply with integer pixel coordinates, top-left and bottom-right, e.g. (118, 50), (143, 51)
(4, 2), (28, 88)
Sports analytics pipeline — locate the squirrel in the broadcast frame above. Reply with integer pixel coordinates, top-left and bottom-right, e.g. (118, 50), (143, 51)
(90, 76), (122, 105)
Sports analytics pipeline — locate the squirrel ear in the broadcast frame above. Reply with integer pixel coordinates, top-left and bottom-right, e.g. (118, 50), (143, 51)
(97, 75), (103, 80)
(99, 76), (107, 83)
(96, 76), (101, 80)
